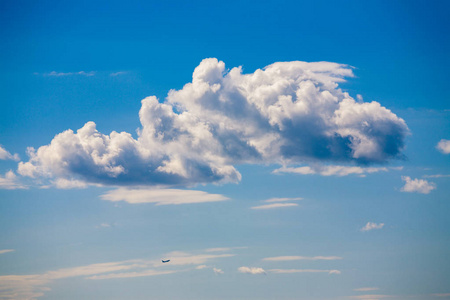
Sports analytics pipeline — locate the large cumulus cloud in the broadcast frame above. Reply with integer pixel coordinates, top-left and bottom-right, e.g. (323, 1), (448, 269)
(18, 58), (408, 187)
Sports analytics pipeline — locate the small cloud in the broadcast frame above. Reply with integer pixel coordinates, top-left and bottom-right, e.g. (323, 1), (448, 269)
(52, 178), (87, 189)
(263, 197), (303, 203)
(354, 288), (380, 292)
(356, 94), (364, 102)
(196, 265), (208, 270)
(263, 255), (342, 261)
(423, 174), (450, 178)
(205, 247), (246, 252)
(100, 188), (229, 205)
(269, 269), (340, 275)
(350, 295), (393, 299)
(401, 176), (436, 194)
(110, 71), (128, 76)
(0, 170), (27, 190)
(0, 249), (14, 255)
(213, 267), (224, 274)
(42, 71), (95, 77)
(273, 165), (391, 177)
(361, 222), (384, 232)
(238, 266), (266, 275)
(96, 223), (111, 228)
(436, 139), (450, 154)
(0, 145), (20, 161)
(251, 203), (298, 210)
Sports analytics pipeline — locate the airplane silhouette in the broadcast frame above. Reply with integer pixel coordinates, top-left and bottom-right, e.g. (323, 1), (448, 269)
(162, 259), (170, 263)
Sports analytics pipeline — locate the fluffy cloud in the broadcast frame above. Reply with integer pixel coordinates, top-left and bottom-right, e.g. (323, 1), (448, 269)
(436, 139), (450, 154)
(401, 176), (436, 194)
(19, 58), (408, 188)
(263, 255), (342, 261)
(100, 188), (229, 205)
(0, 171), (27, 190)
(238, 266), (266, 275)
(0, 145), (19, 161)
(361, 222), (384, 232)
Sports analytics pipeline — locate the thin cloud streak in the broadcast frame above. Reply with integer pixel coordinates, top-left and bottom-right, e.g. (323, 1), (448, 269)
(251, 203), (298, 210)
(100, 188), (229, 205)
(263, 255), (342, 261)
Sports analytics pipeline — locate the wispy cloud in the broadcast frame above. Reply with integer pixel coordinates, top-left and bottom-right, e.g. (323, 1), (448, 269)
(423, 174), (450, 178)
(0, 249), (233, 299)
(361, 222), (384, 232)
(251, 203), (298, 210)
(350, 295), (396, 300)
(0, 145), (19, 161)
(110, 71), (128, 76)
(401, 176), (436, 194)
(100, 188), (229, 205)
(0, 249), (14, 255)
(263, 255), (342, 261)
(269, 269), (341, 274)
(432, 293), (450, 297)
(213, 267), (224, 274)
(354, 287), (380, 292)
(262, 197), (303, 203)
(436, 139), (450, 154)
(238, 266), (266, 275)
(205, 247), (247, 252)
(40, 71), (96, 77)
(273, 165), (395, 177)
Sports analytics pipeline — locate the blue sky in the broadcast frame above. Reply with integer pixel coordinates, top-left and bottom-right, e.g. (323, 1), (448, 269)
(1, 0), (449, 299)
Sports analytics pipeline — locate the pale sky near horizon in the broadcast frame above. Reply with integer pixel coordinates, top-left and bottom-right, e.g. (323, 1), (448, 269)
(1, 1), (450, 299)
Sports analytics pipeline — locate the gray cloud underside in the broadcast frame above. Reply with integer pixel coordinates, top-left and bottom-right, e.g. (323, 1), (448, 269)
(18, 58), (408, 187)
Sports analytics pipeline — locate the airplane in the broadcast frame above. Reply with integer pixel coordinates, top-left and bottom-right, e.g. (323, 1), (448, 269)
(162, 259), (170, 263)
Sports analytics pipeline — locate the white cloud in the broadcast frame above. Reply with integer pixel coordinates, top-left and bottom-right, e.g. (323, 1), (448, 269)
(100, 188), (229, 205)
(213, 267), (224, 274)
(273, 165), (390, 177)
(0, 249), (232, 299)
(195, 265), (208, 269)
(423, 174), (450, 178)
(19, 58), (408, 188)
(354, 288), (380, 292)
(0, 171), (27, 190)
(110, 71), (128, 76)
(263, 255), (342, 261)
(269, 269), (340, 275)
(205, 247), (247, 252)
(436, 139), (450, 154)
(401, 176), (436, 194)
(251, 203), (299, 210)
(87, 269), (178, 280)
(263, 197), (303, 203)
(0, 145), (19, 161)
(238, 266), (266, 275)
(42, 71), (95, 77)
(0, 249), (14, 255)
(361, 222), (384, 232)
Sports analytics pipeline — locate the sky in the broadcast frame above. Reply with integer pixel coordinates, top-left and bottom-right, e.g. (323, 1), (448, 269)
(0, 0), (449, 299)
